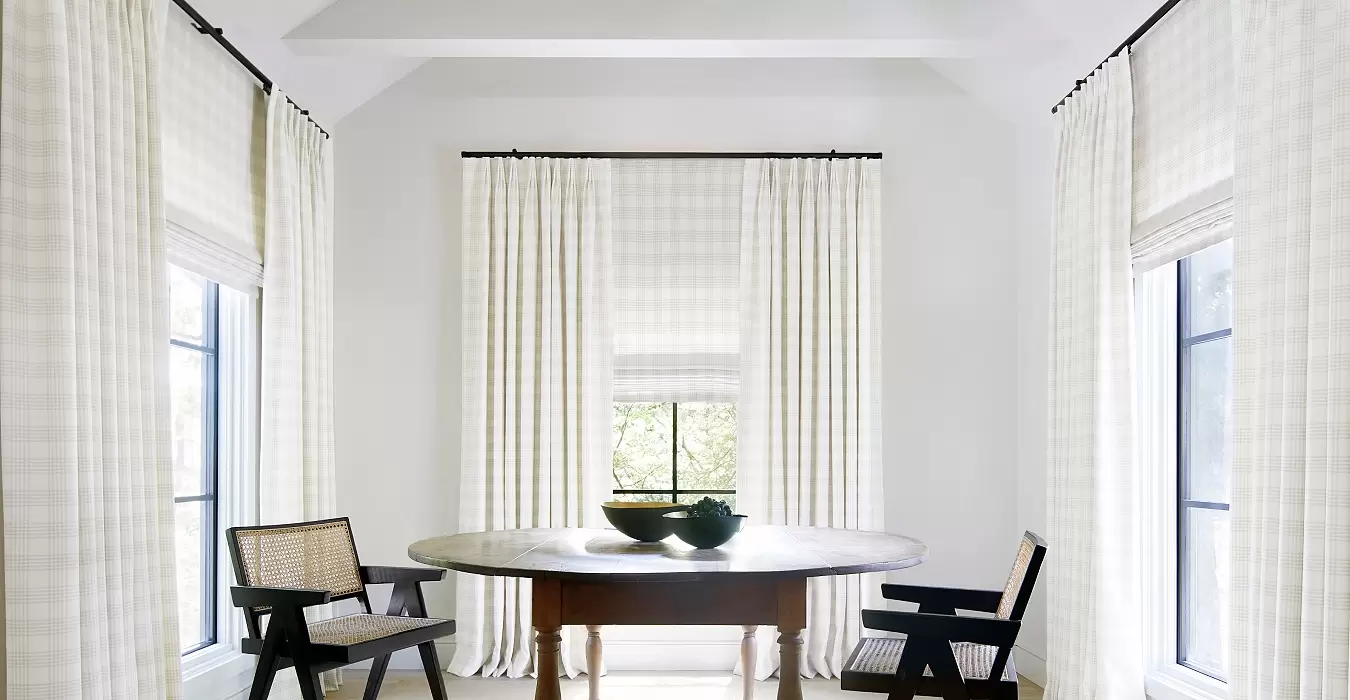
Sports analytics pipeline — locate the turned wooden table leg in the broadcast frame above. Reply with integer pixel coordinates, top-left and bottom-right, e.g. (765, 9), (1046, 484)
(586, 625), (603, 700)
(775, 579), (807, 700)
(533, 580), (563, 700)
(741, 625), (758, 700)
(534, 626), (562, 700)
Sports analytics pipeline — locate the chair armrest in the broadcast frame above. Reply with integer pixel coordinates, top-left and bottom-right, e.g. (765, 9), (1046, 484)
(880, 584), (1003, 613)
(861, 609), (1021, 647)
(230, 586), (331, 610)
(361, 565), (446, 585)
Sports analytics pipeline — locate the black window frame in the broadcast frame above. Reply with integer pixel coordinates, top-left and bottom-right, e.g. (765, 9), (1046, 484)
(612, 402), (737, 503)
(1176, 252), (1231, 681)
(171, 274), (220, 656)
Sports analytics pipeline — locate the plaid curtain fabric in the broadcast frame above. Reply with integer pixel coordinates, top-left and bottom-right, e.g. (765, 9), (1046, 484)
(259, 89), (339, 695)
(161, 2), (266, 288)
(1129, 0), (1237, 272)
(611, 159), (742, 403)
(1230, 2), (1350, 698)
(737, 158), (884, 680)
(0, 0), (182, 697)
(452, 157), (613, 679)
(1045, 55), (1146, 700)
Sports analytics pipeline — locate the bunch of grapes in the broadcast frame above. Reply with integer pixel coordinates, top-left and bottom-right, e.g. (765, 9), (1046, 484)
(687, 496), (733, 518)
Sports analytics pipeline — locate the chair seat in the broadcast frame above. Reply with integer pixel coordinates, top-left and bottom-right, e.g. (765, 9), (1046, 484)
(309, 614), (447, 646)
(242, 613), (456, 663)
(842, 637), (1019, 697)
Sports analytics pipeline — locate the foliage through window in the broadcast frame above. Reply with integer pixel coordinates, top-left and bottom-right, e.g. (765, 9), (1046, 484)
(170, 264), (219, 655)
(612, 402), (736, 508)
(1177, 239), (1232, 680)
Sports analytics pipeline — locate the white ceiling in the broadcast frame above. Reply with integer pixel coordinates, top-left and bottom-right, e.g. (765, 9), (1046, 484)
(184, 0), (1166, 128)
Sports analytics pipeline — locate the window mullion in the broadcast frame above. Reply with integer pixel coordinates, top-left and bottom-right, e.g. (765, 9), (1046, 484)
(671, 402), (679, 502)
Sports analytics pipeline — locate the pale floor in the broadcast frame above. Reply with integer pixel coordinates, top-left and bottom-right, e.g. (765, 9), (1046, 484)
(328, 670), (1044, 700)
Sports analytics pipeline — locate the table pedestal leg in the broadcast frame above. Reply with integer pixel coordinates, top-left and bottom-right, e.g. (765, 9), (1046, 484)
(586, 625), (603, 700)
(533, 626), (562, 700)
(741, 625), (758, 700)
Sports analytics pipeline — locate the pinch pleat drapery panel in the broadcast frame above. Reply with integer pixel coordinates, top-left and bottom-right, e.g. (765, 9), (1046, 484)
(0, 0), (183, 697)
(1229, 1), (1350, 698)
(1045, 54), (1147, 700)
(259, 89), (339, 694)
(453, 157), (613, 679)
(737, 158), (883, 680)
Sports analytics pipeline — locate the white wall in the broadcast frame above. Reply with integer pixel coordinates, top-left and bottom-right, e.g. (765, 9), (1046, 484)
(1011, 119), (1055, 680)
(332, 58), (1022, 669)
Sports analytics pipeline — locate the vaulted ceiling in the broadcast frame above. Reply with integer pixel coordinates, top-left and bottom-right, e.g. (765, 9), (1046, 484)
(186, 0), (1165, 128)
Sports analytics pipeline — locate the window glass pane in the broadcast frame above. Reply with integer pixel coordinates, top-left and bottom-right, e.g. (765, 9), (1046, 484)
(170, 265), (206, 344)
(1181, 508), (1230, 677)
(674, 403), (737, 492)
(612, 402), (673, 491)
(1185, 337), (1232, 503)
(175, 501), (204, 651)
(609, 492), (679, 504)
(170, 345), (204, 497)
(1185, 239), (1233, 337)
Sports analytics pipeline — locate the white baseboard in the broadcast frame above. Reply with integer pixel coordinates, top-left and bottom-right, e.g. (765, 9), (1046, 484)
(1013, 645), (1046, 687)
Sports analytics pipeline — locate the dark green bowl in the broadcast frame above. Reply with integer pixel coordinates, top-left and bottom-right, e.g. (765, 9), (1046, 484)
(662, 511), (747, 549)
(602, 501), (688, 542)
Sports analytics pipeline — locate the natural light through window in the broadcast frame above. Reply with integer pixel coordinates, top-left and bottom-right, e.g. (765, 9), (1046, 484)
(612, 402), (737, 508)
(169, 264), (219, 655)
(1177, 239), (1232, 679)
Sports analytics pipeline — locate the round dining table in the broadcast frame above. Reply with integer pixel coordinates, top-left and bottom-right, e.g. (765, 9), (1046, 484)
(408, 526), (927, 700)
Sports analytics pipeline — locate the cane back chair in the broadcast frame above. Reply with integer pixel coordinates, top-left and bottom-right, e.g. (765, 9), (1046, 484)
(841, 531), (1047, 700)
(227, 517), (456, 700)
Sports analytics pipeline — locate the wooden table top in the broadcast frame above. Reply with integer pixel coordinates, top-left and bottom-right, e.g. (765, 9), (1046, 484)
(407, 526), (927, 582)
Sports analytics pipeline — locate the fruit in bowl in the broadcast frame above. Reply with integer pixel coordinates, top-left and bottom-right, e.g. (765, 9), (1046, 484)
(662, 497), (746, 549)
(601, 501), (688, 542)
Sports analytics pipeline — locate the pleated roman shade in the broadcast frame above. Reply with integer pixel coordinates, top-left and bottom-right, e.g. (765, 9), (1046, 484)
(611, 160), (743, 403)
(162, 3), (267, 288)
(1129, 0), (1235, 271)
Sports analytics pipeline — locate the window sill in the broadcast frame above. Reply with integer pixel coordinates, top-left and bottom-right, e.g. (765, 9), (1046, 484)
(182, 644), (254, 700)
(1146, 665), (1228, 700)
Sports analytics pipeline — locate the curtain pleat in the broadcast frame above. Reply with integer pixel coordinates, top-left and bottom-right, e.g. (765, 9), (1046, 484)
(258, 88), (338, 696)
(0, 0), (182, 697)
(1045, 54), (1146, 700)
(738, 158), (883, 680)
(453, 157), (613, 680)
(1229, 1), (1350, 698)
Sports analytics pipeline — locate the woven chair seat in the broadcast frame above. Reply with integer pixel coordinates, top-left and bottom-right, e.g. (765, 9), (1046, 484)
(846, 637), (1014, 682)
(309, 614), (448, 647)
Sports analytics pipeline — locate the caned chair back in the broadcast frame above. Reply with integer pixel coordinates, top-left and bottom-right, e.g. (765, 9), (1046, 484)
(994, 530), (1047, 621)
(227, 517), (367, 623)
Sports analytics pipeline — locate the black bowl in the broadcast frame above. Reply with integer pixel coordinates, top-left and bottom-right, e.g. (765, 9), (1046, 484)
(662, 511), (747, 549)
(602, 501), (688, 542)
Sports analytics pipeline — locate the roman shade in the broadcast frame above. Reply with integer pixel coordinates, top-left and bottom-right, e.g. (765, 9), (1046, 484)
(611, 159), (742, 403)
(162, 3), (266, 287)
(1129, 0), (1234, 272)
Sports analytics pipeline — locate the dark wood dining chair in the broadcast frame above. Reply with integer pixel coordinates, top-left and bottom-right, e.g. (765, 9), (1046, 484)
(841, 531), (1047, 700)
(227, 517), (456, 700)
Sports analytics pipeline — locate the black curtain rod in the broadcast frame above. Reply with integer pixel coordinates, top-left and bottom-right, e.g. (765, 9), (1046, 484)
(169, 0), (330, 139)
(461, 150), (882, 160)
(1050, 0), (1183, 114)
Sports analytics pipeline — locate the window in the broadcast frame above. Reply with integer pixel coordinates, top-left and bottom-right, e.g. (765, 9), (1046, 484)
(170, 265), (220, 654)
(1176, 240), (1232, 679)
(612, 402), (737, 507)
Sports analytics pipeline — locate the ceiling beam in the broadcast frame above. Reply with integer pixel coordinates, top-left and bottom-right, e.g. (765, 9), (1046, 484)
(285, 0), (1058, 59)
